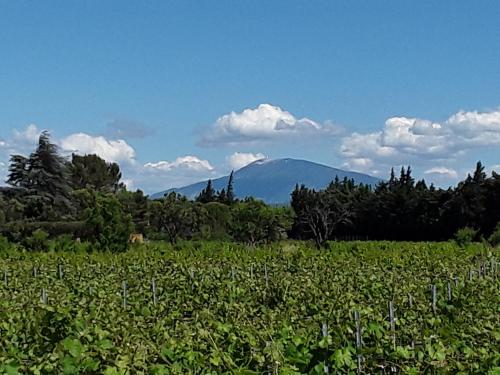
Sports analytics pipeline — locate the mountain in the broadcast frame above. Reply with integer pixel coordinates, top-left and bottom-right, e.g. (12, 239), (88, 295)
(150, 158), (381, 204)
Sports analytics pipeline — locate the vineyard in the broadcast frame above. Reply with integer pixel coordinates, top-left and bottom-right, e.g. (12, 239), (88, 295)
(0, 241), (499, 374)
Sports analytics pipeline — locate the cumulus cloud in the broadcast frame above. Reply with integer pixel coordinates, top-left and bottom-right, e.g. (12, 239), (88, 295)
(60, 133), (136, 164)
(0, 124), (43, 175)
(200, 103), (342, 146)
(424, 167), (458, 179)
(139, 155), (216, 194)
(227, 152), (266, 170)
(13, 123), (42, 144)
(339, 108), (500, 175)
(144, 156), (214, 173)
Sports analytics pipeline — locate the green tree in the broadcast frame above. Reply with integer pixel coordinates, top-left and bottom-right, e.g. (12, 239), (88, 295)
(84, 192), (132, 252)
(204, 201), (231, 240)
(7, 131), (73, 219)
(70, 154), (125, 193)
(230, 198), (292, 245)
(149, 192), (206, 243)
(117, 189), (149, 233)
(226, 170), (235, 204)
(196, 179), (216, 203)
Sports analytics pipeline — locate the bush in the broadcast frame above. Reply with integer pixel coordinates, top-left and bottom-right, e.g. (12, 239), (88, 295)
(24, 229), (50, 252)
(230, 198), (293, 245)
(0, 235), (10, 252)
(84, 192), (133, 252)
(455, 227), (478, 246)
(488, 223), (500, 247)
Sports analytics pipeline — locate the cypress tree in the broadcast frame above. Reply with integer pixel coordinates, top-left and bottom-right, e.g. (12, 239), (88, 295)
(226, 170), (235, 204)
(196, 179), (216, 203)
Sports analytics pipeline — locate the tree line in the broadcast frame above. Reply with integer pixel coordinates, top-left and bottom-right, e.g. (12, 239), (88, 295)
(0, 131), (499, 251)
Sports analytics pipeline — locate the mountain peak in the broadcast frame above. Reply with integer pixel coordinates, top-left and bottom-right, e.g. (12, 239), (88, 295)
(151, 158), (381, 203)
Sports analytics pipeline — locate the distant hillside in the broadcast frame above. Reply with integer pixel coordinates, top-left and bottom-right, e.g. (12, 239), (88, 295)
(150, 158), (381, 204)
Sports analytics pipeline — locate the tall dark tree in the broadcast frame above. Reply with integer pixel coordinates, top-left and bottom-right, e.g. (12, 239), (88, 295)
(6, 155), (29, 188)
(7, 131), (73, 219)
(27, 132), (71, 196)
(226, 170), (235, 203)
(196, 179), (216, 203)
(70, 153), (124, 193)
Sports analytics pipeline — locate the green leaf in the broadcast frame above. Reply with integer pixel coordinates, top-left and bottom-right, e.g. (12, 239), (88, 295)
(63, 338), (84, 358)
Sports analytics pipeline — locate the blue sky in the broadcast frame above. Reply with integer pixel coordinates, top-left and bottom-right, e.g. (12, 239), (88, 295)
(1, 1), (500, 193)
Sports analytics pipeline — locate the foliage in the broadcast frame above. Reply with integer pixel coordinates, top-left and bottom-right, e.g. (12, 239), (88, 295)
(0, 130), (499, 247)
(116, 190), (149, 233)
(455, 227), (479, 246)
(7, 131), (73, 220)
(488, 222), (500, 247)
(291, 163), (500, 243)
(149, 192), (207, 244)
(196, 179), (216, 203)
(83, 192), (133, 252)
(230, 198), (293, 245)
(203, 202), (232, 240)
(292, 184), (351, 248)
(70, 154), (125, 193)
(0, 241), (498, 373)
(0, 235), (10, 252)
(23, 229), (50, 252)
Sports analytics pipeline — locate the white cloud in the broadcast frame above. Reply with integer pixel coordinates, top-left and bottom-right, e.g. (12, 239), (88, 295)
(13, 123), (42, 144)
(339, 108), (500, 176)
(121, 179), (135, 191)
(200, 103), (342, 146)
(446, 109), (500, 146)
(60, 133), (136, 164)
(227, 152), (266, 170)
(424, 167), (458, 179)
(144, 156), (214, 172)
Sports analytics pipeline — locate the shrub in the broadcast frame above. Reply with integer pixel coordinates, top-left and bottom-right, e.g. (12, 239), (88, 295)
(488, 222), (500, 247)
(24, 229), (50, 252)
(455, 227), (478, 246)
(0, 235), (10, 252)
(84, 192), (133, 252)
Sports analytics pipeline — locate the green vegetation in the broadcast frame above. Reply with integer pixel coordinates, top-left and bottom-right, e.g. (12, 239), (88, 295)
(0, 241), (498, 373)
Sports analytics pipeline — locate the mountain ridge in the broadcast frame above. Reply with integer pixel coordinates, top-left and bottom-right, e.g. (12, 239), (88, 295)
(150, 158), (381, 203)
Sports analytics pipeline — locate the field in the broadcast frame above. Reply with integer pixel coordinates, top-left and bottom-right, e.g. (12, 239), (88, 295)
(0, 241), (499, 374)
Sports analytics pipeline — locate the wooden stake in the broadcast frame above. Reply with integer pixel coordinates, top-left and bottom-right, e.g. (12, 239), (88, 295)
(264, 264), (269, 289)
(354, 311), (362, 374)
(122, 281), (128, 309)
(151, 278), (158, 306)
(40, 288), (48, 304)
(322, 322), (329, 374)
(408, 293), (413, 308)
(431, 285), (437, 313)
